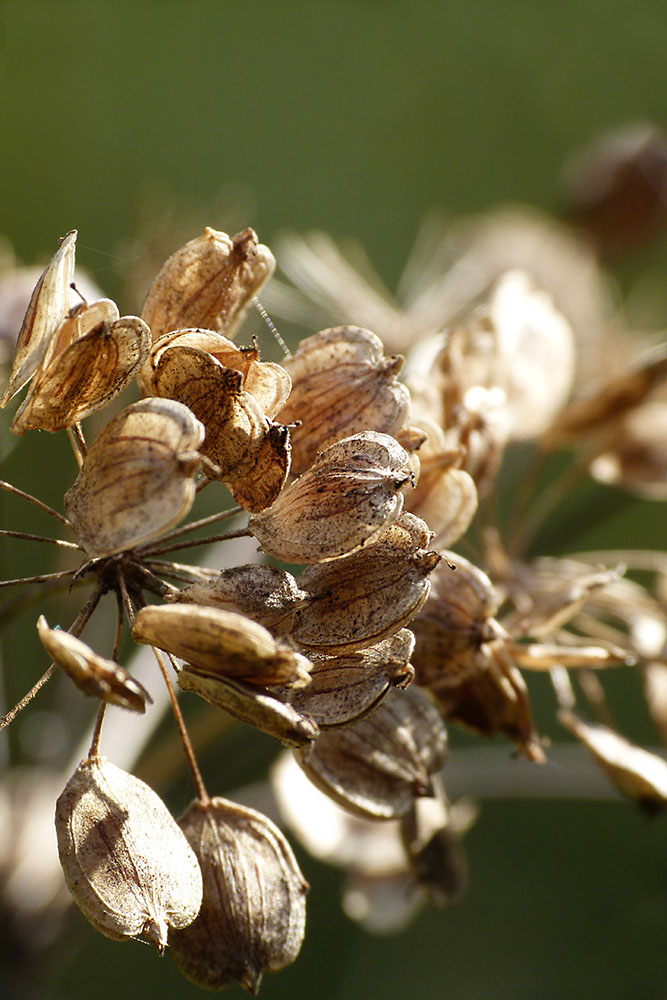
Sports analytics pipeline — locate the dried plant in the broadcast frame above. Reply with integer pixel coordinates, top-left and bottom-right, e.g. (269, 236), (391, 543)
(1, 215), (666, 992)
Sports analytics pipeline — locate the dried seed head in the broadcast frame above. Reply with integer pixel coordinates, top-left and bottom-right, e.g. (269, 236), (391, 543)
(37, 615), (151, 713)
(64, 398), (205, 557)
(132, 603), (312, 688)
(172, 564), (310, 636)
(55, 757), (203, 950)
(249, 432), (413, 564)
(276, 326), (411, 476)
(588, 399), (667, 499)
(141, 227), (275, 342)
(168, 797), (308, 993)
(296, 686), (448, 820)
(1, 230), (77, 406)
(292, 513), (440, 654)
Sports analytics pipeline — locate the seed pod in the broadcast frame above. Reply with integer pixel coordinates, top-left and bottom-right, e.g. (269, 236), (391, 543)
(142, 227), (275, 342)
(249, 432), (413, 564)
(296, 686), (448, 820)
(169, 797), (308, 993)
(400, 795), (468, 905)
(171, 564), (310, 636)
(132, 603), (312, 688)
(276, 326), (411, 476)
(589, 399), (667, 499)
(37, 615), (151, 713)
(1, 230), (76, 406)
(65, 398), (205, 557)
(178, 670), (319, 749)
(280, 630), (415, 728)
(292, 513), (440, 654)
(228, 421), (292, 512)
(55, 757), (203, 950)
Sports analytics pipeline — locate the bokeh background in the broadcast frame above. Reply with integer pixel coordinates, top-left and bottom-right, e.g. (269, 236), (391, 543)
(1, 2), (666, 999)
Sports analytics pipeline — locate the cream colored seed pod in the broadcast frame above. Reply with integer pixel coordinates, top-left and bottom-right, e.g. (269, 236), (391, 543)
(64, 397), (205, 557)
(141, 227), (275, 342)
(296, 686), (448, 821)
(169, 797), (308, 992)
(132, 603), (312, 688)
(249, 431), (413, 564)
(55, 757), (203, 951)
(276, 325), (411, 476)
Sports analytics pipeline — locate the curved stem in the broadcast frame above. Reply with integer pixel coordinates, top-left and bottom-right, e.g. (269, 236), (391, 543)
(0, 481), (71, 527)
(141, 527), (252, 557)
(0, 529), (80, 549)
(88, 703), (107, 758)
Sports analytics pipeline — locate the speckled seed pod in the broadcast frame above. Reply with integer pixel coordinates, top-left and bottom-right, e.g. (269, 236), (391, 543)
(249, 431), (413, 564)
(296, 686), (448, 820)
(228, 421), (292, 512)
(168, 797), (308, 993)
(141, 227), (275, 342)
(55, 757), (203, 951)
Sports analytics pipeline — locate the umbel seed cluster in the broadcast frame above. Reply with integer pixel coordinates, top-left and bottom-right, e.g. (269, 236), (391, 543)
(1, 218), (667, 991)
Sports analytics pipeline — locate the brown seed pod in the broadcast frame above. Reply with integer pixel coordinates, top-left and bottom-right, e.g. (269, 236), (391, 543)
(292, 513), (440, 654)
(296, 686), (448, 820)
(168, 797), (308, 993)
(37, 615), (151, 712)
(132, 603), (312, 688)
(55, 757), (203, 950)
(228, 421), (292, 512)
(276, 325), (411, 476)
(171, 564), (310, 636)
(141, 227), (275, 342)
(1, 230), (77, 406)
(249, 431), (413, 564)
(588, 399), (667, 499)
(64, 397), (205, 557)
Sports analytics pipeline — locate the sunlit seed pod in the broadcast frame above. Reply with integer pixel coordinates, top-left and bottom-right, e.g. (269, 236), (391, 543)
(296, 686), (448, 820)
(279, 630), (415, 728)
(55, 757), (203, 951)
(141, 227), (275, 342)
(644, 661), (667, 744)
(12, 308), (151, 435)
(588, 399), (667, 499)
(276, 325), (411, 476)
(168, 797), (308, 993)
(508, 640), (632, 670)
(177, 670), (319, 748)
(249, 432), (413, 564)
(228, 421), (292, 512)
(171, 564), (310, 637)
(1, 230), (77, 406)
(559, 709), (667, 812)
(292, 513), (440, 654)
(37, 615), (151, 713)
(64, 397), (205, 557)
(132, 603), (312, 688)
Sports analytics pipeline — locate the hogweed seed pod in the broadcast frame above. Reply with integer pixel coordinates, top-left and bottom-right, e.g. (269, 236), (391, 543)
(168, 797), (308, 993)
(55, 757), (203, 951)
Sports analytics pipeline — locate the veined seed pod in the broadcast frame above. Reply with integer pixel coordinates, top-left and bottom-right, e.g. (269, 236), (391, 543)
(168, 797), (308, 993)
(141, 227), (275, 342)
(228, 420), (292, 512)
(55, 757), (202, 951)
(249, 431), (413, 564)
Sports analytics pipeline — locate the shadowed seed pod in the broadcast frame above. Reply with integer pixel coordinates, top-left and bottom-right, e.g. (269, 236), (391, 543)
(64, 397), (206, 557)
(55, 757), (203, 951)
(37, 616), (151, 713)
(141, 227), (275, 342)
(296, 686), (448, 820)
(249, 432), (413, 564)
(168, 797), (308, 993)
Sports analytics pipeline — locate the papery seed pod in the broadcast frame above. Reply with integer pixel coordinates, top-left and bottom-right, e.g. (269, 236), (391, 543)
(292, 513), (440, 654)
(296, 686), (448, 820)
(37, 616), (151, 712)
(178, 670), (319, 748)
(169, 797), (308, 993)
(142, 227), (275, 342)
(1, 230), (77, 406)
(249, 432), (413, 564)
(55, 757), (203, 950)
(401, 801), (468, 905)
(65, 398), (205, 557)
(280, 629), (415, 728)
(171, 564), (310, 636)
(588, 399), (667, 499)
(228, 421), (292, 512)
(132, 603), (312, 688)
(276, 325), (411, 476)
(559, 709), (667, 812)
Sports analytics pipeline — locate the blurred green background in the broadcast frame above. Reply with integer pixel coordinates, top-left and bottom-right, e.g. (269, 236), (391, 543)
(1, 2), (667, 999)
